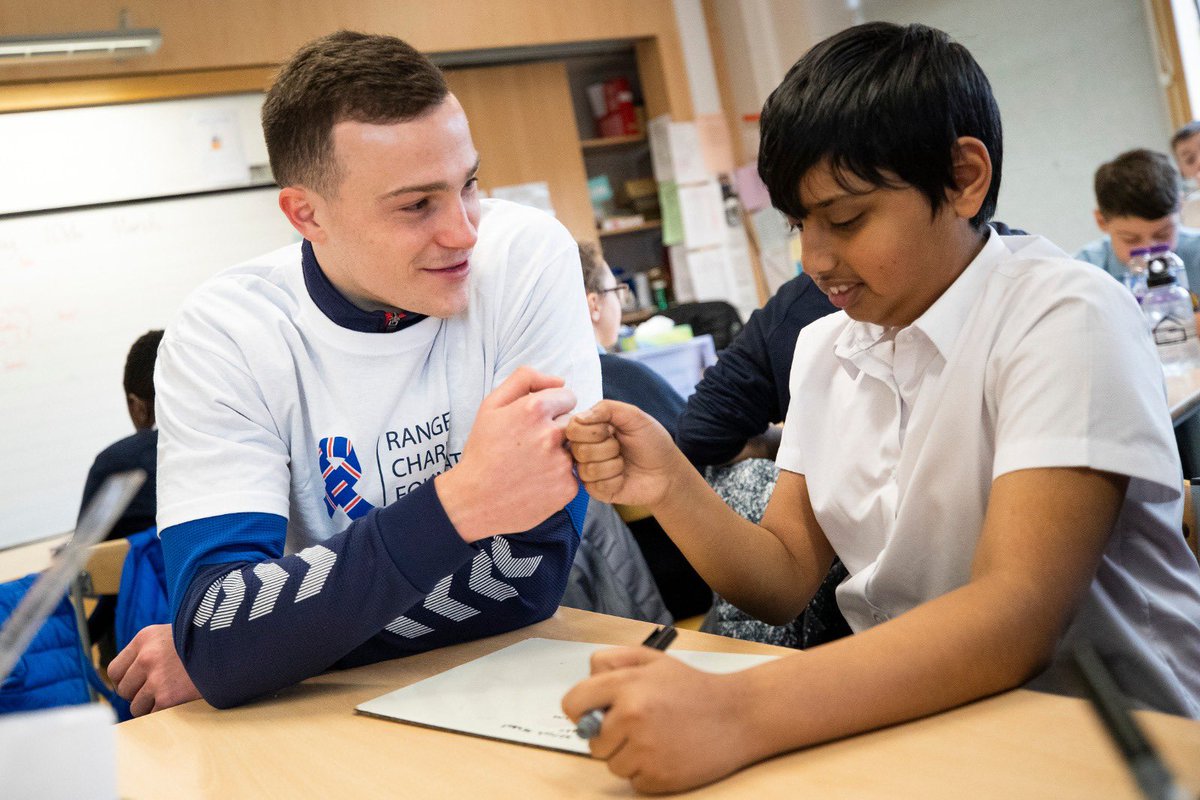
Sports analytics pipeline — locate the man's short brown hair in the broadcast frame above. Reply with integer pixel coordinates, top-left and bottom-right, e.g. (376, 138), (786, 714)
(262, 30), (449, 194)
(1094, 149), (1182, 220)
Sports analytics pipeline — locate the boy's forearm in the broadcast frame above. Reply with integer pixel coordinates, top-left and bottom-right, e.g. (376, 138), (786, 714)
(650, 456), (818, 622)
(733, 573), (1054, 761)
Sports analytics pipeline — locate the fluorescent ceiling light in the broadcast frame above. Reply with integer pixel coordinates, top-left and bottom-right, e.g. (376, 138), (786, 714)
(0, 28), (162, 65)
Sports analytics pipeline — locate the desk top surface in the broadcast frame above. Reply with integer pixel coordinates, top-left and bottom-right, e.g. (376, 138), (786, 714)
(1168, 367), (1200, 424)
(0, 533), (69, 583)
(115, 607), (1200, 800)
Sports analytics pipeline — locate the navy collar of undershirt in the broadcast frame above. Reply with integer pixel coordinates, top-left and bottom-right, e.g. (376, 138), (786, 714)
(300, 239), (427, 333)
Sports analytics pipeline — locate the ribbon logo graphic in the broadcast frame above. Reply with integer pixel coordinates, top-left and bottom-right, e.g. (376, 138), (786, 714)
(318, 436), (376, 520)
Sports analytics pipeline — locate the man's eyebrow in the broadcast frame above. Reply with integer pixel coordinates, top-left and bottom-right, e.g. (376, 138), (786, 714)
(379, 157), (480, 201)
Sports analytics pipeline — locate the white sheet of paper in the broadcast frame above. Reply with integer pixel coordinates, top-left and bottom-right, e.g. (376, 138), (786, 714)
(356, 637), (778, 755)
(678, 180), (727, 250)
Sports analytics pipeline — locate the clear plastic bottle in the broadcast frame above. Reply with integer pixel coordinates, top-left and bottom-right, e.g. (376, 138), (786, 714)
(1124, 246), (1151, 302)
(1148, 243), (1196, 309)
(1142, 258), (1200, 374)
(1148, 243), (1188, 288)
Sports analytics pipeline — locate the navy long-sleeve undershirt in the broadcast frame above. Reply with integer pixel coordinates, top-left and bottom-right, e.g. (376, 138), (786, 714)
(162, 480), (583, 708)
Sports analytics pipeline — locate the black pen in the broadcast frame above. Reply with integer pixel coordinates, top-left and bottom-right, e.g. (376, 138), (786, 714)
(1072, 642), (1188, 800)
(575, 624), (678, 740)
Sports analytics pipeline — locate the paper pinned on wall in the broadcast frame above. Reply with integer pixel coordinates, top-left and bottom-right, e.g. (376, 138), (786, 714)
(734, 162), (771, 213)
(191, 109), (251, 187)
(648, 116), (708, 186)
(678, 179), (727, 250)
(489, 181), (555, 217)
(695, 114), (735, 175)
(658, 181), (684, 246)
(722, 223), (762, 321)
(668, 244), (694, 303)
(684, 247), (734, 303)
(749, 207), (800, 294)
(356, 638), (778, 755)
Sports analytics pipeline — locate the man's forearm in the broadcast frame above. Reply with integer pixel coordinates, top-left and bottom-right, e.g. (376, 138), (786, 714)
(171, 483), (578, 708)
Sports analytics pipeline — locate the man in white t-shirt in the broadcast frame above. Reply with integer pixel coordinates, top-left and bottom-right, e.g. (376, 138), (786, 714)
(108, 31), (601, 714)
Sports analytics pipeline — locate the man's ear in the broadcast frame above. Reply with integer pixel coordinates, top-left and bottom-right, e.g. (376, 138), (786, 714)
(278, 186), (326, 243)
(948, 136), (992, 221)
(1094, 209), (1110, 233)
(586, 292), (602, 322)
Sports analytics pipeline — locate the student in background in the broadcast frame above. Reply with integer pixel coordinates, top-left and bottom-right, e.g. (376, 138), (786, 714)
(1075, 149), (1200, 287)
(78, 328), (163, 664)
(79, 329), (163, 541)
(564, 22), (1200, 793)
(578, 242), (709, 620)
(107, 31), (600, 715)
(1174, 121), (1200, 227)
(580, 243), (687, 436)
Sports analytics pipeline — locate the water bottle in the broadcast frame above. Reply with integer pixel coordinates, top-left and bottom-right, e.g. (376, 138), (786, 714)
(1148, 244), (1196, 308)
(1142, 258), (1200, 374)
(1124, 246), (1151, 302)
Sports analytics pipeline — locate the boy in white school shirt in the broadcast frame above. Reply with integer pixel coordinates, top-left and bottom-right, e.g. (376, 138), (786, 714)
(563, 21), (1200, 794)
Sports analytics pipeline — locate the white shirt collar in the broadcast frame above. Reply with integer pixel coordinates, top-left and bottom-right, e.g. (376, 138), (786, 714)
(834, 228), (1007, 375)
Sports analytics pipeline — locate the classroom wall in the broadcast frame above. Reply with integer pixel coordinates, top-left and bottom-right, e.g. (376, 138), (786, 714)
(708, 0), (1177, 252)
(0, 1), (693, 119)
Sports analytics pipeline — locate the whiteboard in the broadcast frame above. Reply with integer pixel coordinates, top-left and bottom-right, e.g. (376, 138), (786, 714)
(0, 187), (298, 549)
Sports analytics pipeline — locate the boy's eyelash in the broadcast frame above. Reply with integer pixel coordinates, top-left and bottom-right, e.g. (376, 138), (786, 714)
(832, 214), (863, 229)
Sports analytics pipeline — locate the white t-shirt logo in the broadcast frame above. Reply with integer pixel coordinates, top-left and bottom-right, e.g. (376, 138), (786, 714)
(318, 436), (375, 520)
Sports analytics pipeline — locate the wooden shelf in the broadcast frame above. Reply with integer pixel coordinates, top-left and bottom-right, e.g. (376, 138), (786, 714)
(581, 134), (647, 150)
(598, 220), (662, 238)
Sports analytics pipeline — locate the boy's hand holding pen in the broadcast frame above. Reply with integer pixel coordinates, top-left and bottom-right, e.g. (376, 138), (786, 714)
(574, 624), (677, 740)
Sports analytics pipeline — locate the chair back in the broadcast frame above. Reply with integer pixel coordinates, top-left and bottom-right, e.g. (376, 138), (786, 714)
(75, 539), (129, 598)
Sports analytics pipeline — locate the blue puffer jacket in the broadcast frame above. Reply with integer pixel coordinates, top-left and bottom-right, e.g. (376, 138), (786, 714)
(0, 573), (93, 712)
(114, 528), (170, 653)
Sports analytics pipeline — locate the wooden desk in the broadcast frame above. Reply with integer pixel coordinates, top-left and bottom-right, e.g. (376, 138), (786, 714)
(116, 607), (1200, 799)
(0, 533), (70, 583)
(1168, 367), (1200, 425)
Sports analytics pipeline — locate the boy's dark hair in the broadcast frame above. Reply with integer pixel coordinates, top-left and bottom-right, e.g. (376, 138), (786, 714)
(758, 22), (1002, 230)
(1171, 120), (1200, 149)
(577, 241), (608, 294)
(124, 329), (164, 402)
(262, 30), (449, 195)
(1094, 149), (1181, 220)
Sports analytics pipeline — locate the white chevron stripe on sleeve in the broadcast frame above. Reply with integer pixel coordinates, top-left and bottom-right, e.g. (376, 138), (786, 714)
(467, 551), (518, 601)
(248, 562), (289, 620)
(384, 615), (433, 638)
(294, 545), (337, 602)
(423, 575), (480, 621)
(490, 537), (542, 578)
(208, 571), (246, 630)
(192, 575), (223, 628)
